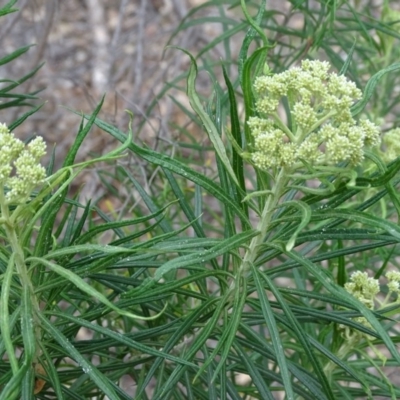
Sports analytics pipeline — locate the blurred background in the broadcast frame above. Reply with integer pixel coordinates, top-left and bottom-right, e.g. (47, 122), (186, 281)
(1, 0), (235, 204)
(0, 0), (226, 157)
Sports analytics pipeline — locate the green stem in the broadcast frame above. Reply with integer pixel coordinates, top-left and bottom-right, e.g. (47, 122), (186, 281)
(231, 167), (289, 293)
(272, 113), (296, 141)
(323, 337), (356, 378)
(0, 190), (40, 368)
(302, 109), (336, 141)
(0, 253), (19, 374)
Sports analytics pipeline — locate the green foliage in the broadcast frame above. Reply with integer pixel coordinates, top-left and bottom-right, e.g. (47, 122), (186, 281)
(2, 1), (400, 399)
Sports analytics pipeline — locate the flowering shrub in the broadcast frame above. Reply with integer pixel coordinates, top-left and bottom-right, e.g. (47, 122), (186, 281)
(2, 1), (400, 399)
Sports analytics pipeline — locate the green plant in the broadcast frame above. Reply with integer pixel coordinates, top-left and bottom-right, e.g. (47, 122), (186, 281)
(2, 1), (400, 399)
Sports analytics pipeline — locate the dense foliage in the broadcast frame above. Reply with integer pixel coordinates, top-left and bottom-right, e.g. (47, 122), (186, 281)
(1, 0), (400, 399)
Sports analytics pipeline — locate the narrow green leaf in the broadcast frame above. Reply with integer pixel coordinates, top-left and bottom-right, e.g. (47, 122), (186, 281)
(49, 311), (197, 368)
(203, 345), (218, 400)
(337, 240), (346, 287)
(153, 229), (257, 282)
(0, 62), (43, 94)
(8, 103), (44, 131)
(91, 117), (251, 228)
(76, 203), (170, 244)
(28, 256), (165, 321)
(21, 368), (34, 400)
(0, 308), (19, 357)
(135, 299), (217, 398)
(0, 254), (18, 374)
(39, 344), (65, 400)
(21, 285), (36, 366)
(238, 323), (329, 399)
(197, 23), (248, 59)
(0, 364), (30, 400)
(64, 97), (105, 167)
(68, 199), (91, 245)
(0, 45), (32, 66)
(208, 280), (248, 382)
(266, 243), (400, 366)
(184, 50), (239, 188)
(276, 200), (311, 251)
(37, 313), (120, 400)
(222, 66), (248, 218)
(234, 343), (276, 400)
(119, 167), (173, 233)
(309, 337), (371, 396)
(351, 62), (400, 116)
(0, 0), (18, 15)
(163, 169), (206, 238)
(40, 244), (137, 259)
(154, 295), (229, 399)
(241, 46), (269, 143)
(238, 0), (268, 81)
(60, 193), (80, 247)
(256, 268), (335, 399)
(251, 263), (295, 399)
(339, 40), (356, 76)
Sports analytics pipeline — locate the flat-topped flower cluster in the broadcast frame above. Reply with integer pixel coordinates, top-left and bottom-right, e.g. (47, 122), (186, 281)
(249, 60), (381, 171)
(340, 270), (400, 341)
(0, 122), (46, 204)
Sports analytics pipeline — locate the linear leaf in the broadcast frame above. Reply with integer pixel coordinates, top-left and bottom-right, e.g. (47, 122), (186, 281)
(37, 313), (120, 400)
(251, 263), (295, 399)
(28, 256), (164, 321)
(89, 117), (251, 228)
(351, 62), (400, 116)
(184, 49), (239, 187)
(266, 243), (400, 365)
(153, 229), (257, 282)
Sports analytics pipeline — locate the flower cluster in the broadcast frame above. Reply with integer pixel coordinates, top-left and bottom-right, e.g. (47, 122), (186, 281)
(344, 271), (380, 309)
(340, 270), (400, 341)
(0, 123), (47, 203)
(249, 60), (381, 170)
(380, 128), (400, 162)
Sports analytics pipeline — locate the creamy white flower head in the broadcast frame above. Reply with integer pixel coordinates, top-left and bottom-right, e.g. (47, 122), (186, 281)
(341, 270), (400, 344)
(0, 123), (47, 203)
(386, 271), (400, 295)
(344, 271), (380, 309)
(380, 128), (400, 162)
(249, 60), (381, 170)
